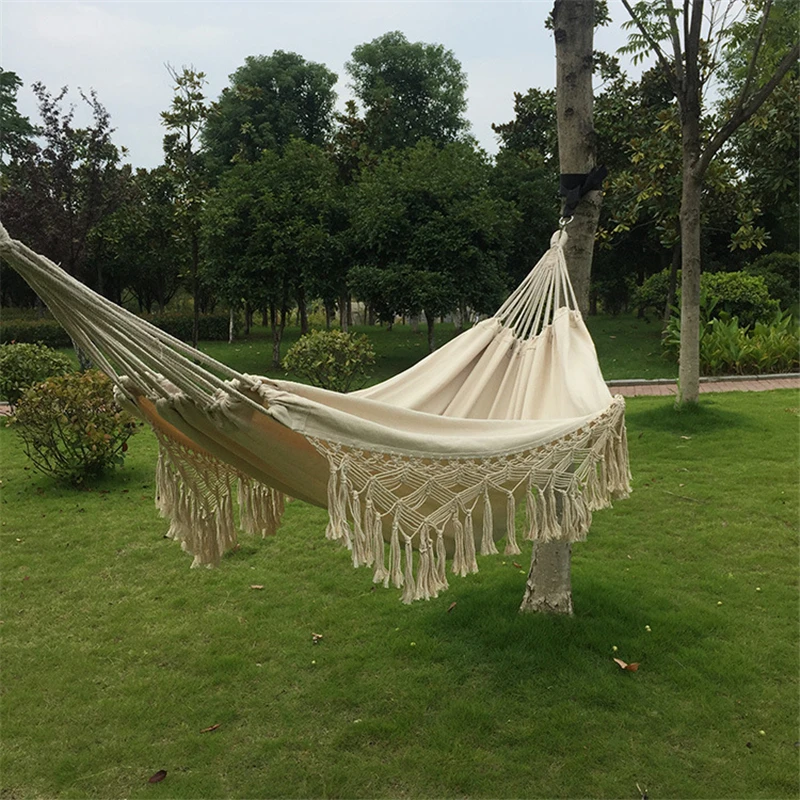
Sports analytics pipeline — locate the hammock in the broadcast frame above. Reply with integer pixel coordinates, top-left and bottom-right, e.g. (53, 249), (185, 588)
(0, 223), (631, 603)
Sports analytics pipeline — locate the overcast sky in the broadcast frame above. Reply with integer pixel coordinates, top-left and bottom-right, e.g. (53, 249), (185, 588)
(1, 1), (652, 169)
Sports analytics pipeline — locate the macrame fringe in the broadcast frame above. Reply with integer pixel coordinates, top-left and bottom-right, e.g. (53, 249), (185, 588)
(152, 396), (631, 604)
(154, 431), (285, 569)
(309, 396), (632, 603)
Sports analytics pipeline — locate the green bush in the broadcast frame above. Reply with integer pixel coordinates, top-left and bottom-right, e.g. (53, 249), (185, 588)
(702, 271), (779, 327)
(662, 309), (799, 376)
(283, 329), (376, 392)
(0, 342), (73, 409)
(143, 311), (233, 342)
(635, 268), (779, 326)
(744, 252), (799, 315)
(633, 270), (674, 318)
(11, 370), (139, 485)
(0, 318), (72, 348)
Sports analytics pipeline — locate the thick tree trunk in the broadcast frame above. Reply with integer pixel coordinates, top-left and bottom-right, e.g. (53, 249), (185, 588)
(519, 541), (574, 615)
(297, 286), (309, 335)
(553, 0), (601, 318)
(677, 120), (703, 405)
(521, 0), (599, 616)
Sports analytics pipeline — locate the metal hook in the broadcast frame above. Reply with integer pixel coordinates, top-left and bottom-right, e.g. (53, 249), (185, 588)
(558, 216), (574, 230)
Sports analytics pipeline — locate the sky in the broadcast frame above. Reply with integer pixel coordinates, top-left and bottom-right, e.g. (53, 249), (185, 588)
(1, 1), (652, 169)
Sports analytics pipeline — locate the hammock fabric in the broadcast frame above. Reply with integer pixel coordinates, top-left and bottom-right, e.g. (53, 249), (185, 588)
(0, 224), (631, 603)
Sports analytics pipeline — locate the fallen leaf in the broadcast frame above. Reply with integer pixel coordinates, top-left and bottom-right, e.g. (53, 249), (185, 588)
(513, 562), (523, 569)
(447, 602), (457, 613)
(680, 435), (692, 440)
(148, 770), (167, 783)
(200, 723), (221, 733)
(613, 657), (640, 672)
(312, 632), (323, 644)
(249, 585), (264, 590)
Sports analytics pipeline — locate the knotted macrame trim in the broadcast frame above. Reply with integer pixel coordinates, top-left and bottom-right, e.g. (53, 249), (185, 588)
(153, 427), (285, 568)
(149, 396), (630, 604)
(308, 396), (630, 603)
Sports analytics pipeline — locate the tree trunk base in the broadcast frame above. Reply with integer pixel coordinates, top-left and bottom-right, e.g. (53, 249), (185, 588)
(520, 541), (574, 615)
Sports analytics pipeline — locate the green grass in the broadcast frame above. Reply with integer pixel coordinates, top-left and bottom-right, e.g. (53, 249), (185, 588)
(1, 389), (797, 798)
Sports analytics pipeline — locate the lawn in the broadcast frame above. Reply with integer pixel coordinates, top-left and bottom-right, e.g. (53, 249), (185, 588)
(1, 388), (797, 799)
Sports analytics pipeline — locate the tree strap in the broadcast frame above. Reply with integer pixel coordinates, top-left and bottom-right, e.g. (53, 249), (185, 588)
(559, 165), (608, 218)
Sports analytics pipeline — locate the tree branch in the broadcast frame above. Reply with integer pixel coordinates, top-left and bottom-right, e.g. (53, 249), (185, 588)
(620, 0), (681, 95)
(698, 40), (800, 174)
(735, 0), (773, 115)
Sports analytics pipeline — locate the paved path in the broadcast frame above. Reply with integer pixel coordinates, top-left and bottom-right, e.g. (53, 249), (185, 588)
(1, 375), (797, 415)
(608, 374), (800, 397)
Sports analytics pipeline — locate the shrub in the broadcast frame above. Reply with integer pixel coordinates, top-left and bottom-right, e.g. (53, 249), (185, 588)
(633, 269), (674, 318)
(662, 309), (799, 376)
(283, 329), (376, 392)
(0, 342), (73, 409)
(0, 318), (72, 348)
(634, 268), (779, 326)
(11, 370), (139, 485)
(702, 271), (779, 327)
(744, 252), (799, 316)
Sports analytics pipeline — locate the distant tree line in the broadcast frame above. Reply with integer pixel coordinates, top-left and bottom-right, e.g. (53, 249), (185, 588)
(1, 12), (797, 357)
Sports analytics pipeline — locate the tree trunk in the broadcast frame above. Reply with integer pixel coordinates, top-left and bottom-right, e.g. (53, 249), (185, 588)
(424, 310), (436, 353)
(339, 291), (349, 332)
(519, 541), (574, 615)
(297, 286), (309, 335)
(677, 118), (703, 405)
(228, 306), (235, 344)
(191, 230), (200, 349)
(521, 0), (600, 616)
(553, 0), (601, 318)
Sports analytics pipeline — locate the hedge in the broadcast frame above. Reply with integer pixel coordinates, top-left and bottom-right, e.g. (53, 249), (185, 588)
(1, 311), (233, 346)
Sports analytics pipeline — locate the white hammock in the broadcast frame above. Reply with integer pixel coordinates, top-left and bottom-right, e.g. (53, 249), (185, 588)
(0, 224), (630, 602)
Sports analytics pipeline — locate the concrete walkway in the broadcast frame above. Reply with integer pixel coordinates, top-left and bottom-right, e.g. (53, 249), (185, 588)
(608, 373), (800, 397)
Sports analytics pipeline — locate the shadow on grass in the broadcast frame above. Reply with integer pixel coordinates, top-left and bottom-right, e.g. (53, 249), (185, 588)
(626, 396), (753, 435)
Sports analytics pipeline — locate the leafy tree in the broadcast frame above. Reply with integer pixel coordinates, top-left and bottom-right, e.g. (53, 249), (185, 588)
(346, 31), (470, 152)
(0, 82), (128, 290)
(161, 65), (210, 348)
(620, 0), (799, 405)
(0, 69), (36, 167)
(203, 140), (343, 365)
(203, 51), (337, 173)
(350, 139), (513, 351)
(86, 167), (184, 312)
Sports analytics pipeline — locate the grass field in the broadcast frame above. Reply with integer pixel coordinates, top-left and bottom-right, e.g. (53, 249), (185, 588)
(1, 388), (797, 799)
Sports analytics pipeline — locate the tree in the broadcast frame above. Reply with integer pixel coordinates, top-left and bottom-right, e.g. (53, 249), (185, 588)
(203, 51), (337, 174)
(620, 0), (799, 405)
(87, 167), (184, 312)
(346, 31), (470, 152)
(350, 139), (513, 351)
(203, 140), (343, 366)
(519, 0), (603, 616)
(0, 82), (128, 291)
(0, 69), (35, 167)
(161, 64), (210, 348)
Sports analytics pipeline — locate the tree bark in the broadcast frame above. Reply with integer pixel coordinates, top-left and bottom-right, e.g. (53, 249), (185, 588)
(190, 230), (200, 349)
(521, 0), (600, 616)
(519, 541), (574, 615)
(553, 0), (601, 318)
(424, 309), (436, 353)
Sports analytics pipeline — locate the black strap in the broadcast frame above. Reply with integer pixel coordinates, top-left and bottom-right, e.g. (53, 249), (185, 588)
(559, 165), (608, 218)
